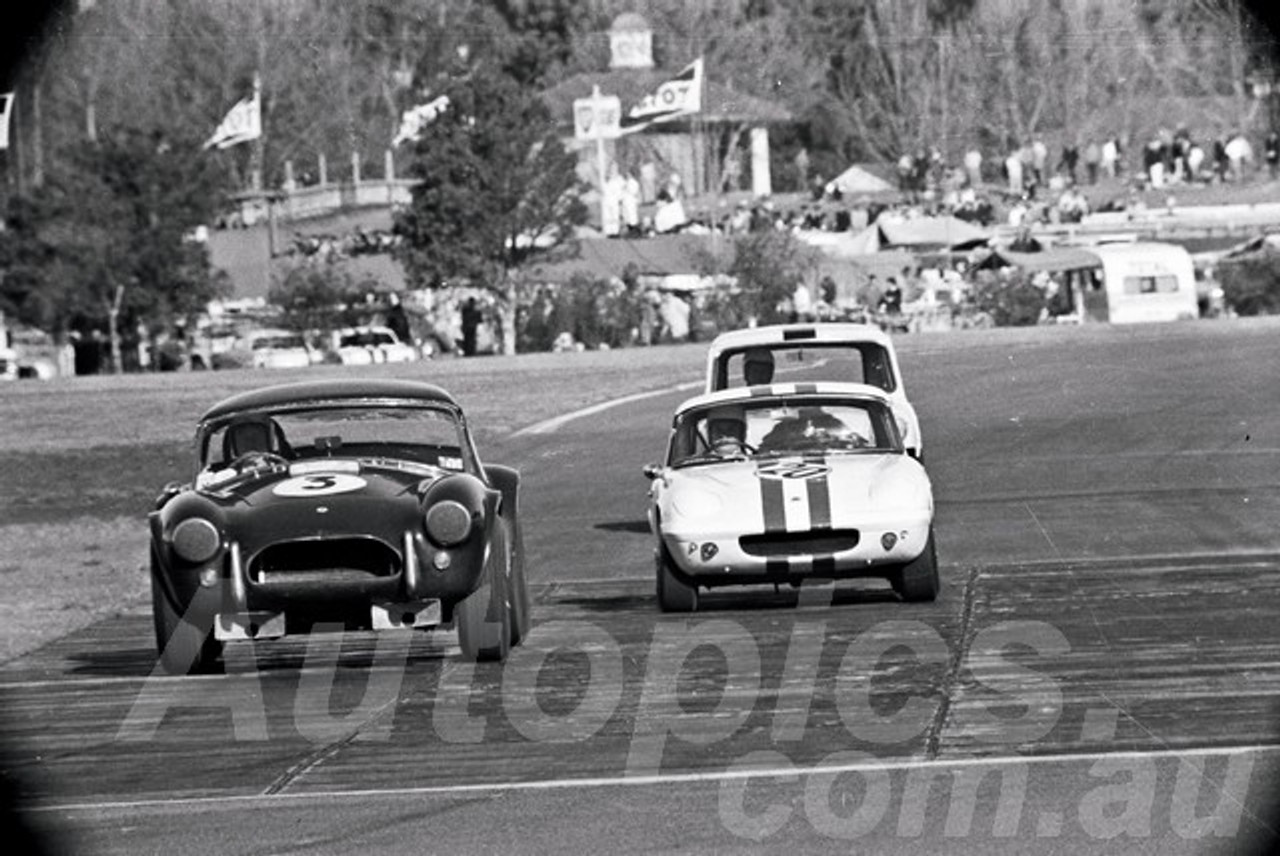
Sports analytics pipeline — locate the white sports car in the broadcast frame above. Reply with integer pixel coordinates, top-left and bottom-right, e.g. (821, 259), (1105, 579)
(644, 382), (938, 612)
(704, 323), (924, 459)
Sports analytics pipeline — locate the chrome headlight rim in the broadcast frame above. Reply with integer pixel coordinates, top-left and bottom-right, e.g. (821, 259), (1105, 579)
(170, 517), (223, 564)
(424, 499), (475, 547)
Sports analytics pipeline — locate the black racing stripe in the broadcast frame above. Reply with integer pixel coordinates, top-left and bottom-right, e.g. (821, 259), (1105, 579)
(806, 472), (831, 530)
(760, 475), (787, 532)
(766, 559), (790, 577)
(812, 556), (837, 576)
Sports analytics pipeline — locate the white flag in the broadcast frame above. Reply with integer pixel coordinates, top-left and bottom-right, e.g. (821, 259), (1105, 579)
(620, 57), (702, 134)
(393, 95), (450, 147)
(204, 92), (261, 150)
(0, 93), (13, 151)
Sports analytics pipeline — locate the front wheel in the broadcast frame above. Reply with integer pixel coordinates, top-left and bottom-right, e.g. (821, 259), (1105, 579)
(457, 528), (513, 662)
(150, 567), (223, 675)
(656, 546), (698, 613)
(890, 531), (940, 602)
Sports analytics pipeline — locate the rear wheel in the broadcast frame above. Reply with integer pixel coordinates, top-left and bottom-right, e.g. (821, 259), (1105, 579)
(457, 526), (513, 662)
(150, 564), (223, 675)
(656, 546), (698, 613)
(891, 531), (940, 602)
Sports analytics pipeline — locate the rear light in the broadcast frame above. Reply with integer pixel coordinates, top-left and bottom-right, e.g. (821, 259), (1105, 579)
(425, 500), (473, 546)
(172, 518), (222, 563)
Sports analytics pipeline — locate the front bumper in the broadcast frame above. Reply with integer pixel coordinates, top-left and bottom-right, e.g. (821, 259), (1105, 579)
(662, 510), (931, 584)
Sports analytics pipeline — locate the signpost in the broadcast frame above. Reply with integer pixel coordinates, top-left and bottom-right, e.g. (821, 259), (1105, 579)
(573, 86), (621, 229)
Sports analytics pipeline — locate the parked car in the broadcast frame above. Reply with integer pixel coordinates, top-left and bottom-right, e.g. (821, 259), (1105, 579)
(148, 379), (531, 673)
(644, 382), (938, 612)
(212, 328), (316, 370)
(704, 322), (924, 459)
(330, 325), (421, 365)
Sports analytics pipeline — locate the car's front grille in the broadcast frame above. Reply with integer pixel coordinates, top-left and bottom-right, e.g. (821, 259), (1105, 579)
(739, 529), (860, 557)
(249, 537), (400, 583)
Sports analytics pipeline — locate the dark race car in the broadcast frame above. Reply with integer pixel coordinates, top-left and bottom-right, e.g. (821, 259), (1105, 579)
(148, 379), (530, 673)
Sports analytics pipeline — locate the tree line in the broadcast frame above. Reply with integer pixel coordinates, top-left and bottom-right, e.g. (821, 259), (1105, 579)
(0, 0), (1275, 361)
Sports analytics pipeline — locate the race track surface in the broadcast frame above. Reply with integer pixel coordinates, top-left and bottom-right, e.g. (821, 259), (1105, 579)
(3, 320), (1280, 854)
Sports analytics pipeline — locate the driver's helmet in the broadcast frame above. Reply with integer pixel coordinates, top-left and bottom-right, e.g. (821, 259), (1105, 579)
(223, 415), (284, 460)
(706, 407), (747, 449)
(742, 348), (775, 386)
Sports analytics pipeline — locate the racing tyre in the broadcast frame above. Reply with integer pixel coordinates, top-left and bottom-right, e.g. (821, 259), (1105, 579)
(891, 531), (940, 603)
(505, 513), (532, 646)
(656, 546), (698, 613)
(150, 568), (223, 675)
(457, 528), (513, 662)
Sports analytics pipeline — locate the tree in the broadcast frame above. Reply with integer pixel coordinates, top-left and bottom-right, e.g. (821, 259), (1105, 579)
(393, 58), (587, 354)
(727, 230), (820, 325)
(0, 127), (231, 370)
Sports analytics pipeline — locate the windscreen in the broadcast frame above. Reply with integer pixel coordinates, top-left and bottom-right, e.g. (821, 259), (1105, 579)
(717, 342), (895, 392)
(669, 397), (901, 467)
(203, 404), (471, 473)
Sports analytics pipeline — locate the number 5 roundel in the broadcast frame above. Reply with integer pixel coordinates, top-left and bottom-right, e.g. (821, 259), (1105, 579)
(273, 474), (367, 497)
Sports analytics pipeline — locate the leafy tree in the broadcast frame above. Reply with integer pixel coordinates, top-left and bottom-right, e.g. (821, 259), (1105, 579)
(727, 230), (820, 325)
(393, 58), (587, 354)
(268, 266), (370, 334)
(0, 127), (231, 370)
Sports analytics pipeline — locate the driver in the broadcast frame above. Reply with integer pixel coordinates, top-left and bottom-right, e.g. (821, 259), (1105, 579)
(742, 348), (775, 386)
(706, 409), (749, 456)
(222, 415), (290, 463)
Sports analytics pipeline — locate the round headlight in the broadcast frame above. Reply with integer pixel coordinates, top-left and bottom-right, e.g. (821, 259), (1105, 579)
(425, 500), (474, 547)
(172, 518), (222, 563)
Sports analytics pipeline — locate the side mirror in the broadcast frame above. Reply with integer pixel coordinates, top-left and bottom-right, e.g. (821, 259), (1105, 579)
(154, 481), (185, 509)
(642, 463), (663, 481)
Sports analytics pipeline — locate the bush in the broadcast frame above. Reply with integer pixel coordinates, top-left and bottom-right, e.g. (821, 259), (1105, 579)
(1218, 250), (1280, 316)
(966, 270), (1047, 326)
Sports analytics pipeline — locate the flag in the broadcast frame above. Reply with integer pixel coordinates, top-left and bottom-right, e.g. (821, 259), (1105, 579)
(620, 57), (703, 134)
(392, 95), (450, 147)
(0, 93), (13, 151)
(204, 91), (261, 150)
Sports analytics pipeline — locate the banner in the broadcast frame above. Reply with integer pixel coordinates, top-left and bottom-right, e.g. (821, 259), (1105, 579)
(203, 91), (261, 150)
(0, 93), (13, 151)
(620, 57), (703, 134)
(392, 95), (450, 147)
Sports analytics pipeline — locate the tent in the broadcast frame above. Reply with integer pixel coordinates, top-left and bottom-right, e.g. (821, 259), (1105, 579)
(827, 164), (894, 196)
(970, 246), (1102, 273)
(522, 234), (731, 284)
(843, 215), (991, 254)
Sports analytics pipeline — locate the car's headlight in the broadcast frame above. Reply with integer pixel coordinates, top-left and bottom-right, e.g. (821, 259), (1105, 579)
(171, 517), (222, 563)
(425, 500), (474, 546)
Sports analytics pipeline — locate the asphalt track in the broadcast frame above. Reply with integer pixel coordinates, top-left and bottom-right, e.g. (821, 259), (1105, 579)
(4, 320), (1280, 854)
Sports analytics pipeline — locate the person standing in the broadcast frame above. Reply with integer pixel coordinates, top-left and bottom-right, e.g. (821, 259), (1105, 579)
(1005, 147), (1024, 195)
(621, 170), (641, 236)
(963, 146), (983, 188)
(1059, 143), (1080, 185)
(1101, 137), (1118, 179)
(1083, 140), (1101, 185)
(460, 297), (482, 357)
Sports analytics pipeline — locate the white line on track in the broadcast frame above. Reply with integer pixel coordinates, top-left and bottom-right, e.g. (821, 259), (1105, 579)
(34, 743), (1280, 813)
(511, 380), (703, 437)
